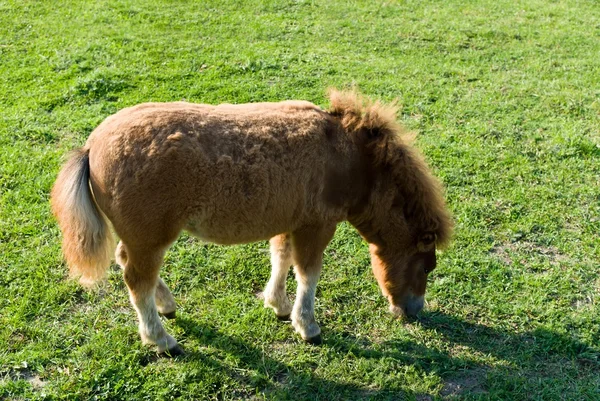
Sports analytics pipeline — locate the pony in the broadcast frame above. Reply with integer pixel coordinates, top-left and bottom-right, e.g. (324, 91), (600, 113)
(51, 89), (452, 355)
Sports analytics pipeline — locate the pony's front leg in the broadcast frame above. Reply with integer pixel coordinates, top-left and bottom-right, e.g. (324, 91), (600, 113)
(264, 234), (293, 320)
(290, 225), (336, 344)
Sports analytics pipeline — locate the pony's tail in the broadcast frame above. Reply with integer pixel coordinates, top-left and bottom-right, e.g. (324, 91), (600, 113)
(50, 148), (113, 287)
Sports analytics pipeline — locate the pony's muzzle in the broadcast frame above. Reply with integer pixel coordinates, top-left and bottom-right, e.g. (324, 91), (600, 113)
(389, 294), (425, 318)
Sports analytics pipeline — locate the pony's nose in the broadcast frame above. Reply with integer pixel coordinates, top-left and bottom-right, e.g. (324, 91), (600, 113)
(403, 295), (425, 317)
(389, 295), (425, 318)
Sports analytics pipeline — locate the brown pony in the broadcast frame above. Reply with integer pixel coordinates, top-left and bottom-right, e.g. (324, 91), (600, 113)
(51, 89), (452, 355)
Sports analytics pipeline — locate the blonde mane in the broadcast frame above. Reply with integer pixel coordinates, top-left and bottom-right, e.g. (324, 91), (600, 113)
(327, 88), (408, 141)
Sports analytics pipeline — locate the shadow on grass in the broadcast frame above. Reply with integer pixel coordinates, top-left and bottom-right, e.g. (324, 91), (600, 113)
(416, 311), (600, 368)
(171, 311), (599, 400)
(411, 311), (600, 398)
(175, 317), (410, 400)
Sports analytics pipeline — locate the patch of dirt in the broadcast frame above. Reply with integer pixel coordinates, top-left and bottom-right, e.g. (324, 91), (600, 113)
(2, 364), (46, 389)
(440, 368), (487, 398)
(25, 373), (45, 389)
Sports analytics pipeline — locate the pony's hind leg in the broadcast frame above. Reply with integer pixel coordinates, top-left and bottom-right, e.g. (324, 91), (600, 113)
(290, 225), (336, 344)
(155, 278), (177, 319)
(116, 240), (128, 267)
(116, 241), (177, 319)
(264, 234), (293, 320)
(121, 243), (182, 355)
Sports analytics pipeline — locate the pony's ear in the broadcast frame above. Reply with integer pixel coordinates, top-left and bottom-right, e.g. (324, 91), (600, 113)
(363, 121), (387, 140)
(361, 106), (402, 142)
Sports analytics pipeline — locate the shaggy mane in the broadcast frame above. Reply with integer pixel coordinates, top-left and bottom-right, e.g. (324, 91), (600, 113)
(327, 89), (410, 142)
(328, 89), (452, 248)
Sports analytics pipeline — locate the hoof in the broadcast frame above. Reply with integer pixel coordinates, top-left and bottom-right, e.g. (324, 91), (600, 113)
(159, 344), (185, 358)
(276, 313), (291, 322)
(161, 311), (177, 320)
(305, 334), (322, 345)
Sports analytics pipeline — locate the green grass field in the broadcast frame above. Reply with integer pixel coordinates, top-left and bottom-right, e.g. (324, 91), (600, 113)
(1, 0), (599, 399)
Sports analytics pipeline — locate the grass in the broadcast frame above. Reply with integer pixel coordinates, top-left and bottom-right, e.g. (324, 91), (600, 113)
(1, 0), (599, 399)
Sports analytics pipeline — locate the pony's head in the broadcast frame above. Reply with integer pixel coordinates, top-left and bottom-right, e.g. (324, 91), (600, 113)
(328, 89), (453, 318)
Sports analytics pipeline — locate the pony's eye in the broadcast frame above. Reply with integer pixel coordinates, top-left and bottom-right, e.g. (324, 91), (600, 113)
(420, 232), (436, 245)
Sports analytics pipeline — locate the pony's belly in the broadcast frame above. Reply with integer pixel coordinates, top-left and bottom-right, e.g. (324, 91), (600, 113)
(184, 220), (280, 245)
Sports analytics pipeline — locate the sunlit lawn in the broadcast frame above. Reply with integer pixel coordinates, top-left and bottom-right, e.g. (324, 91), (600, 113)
(1, 1), (599, 399)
